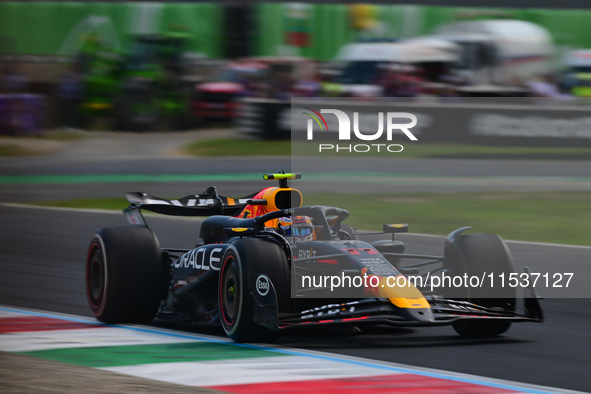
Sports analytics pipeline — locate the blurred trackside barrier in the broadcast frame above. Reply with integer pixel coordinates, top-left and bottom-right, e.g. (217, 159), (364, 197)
(237, 97), (591, 146)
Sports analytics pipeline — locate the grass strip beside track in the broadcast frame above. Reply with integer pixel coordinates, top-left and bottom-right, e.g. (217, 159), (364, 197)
(3, 134), (591, 159)
(26, 191), (591, 246)
(305, 191), (591, 246)
(0, 144), (36, 157)
(0, 173), (263, 185)
(184, 138), (591, 160)
(182, 138), (292, 157)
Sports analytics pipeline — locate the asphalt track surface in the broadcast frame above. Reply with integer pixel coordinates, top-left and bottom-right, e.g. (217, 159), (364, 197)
(1, 204), (590, 393)
(1, 131), (590, 392)
(1, 128), (591, 202)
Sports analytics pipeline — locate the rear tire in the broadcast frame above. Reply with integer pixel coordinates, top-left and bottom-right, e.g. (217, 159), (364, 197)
(219, 238), (289, 342)
(452, 233), (516, 338)
(86, 227), (165, 324)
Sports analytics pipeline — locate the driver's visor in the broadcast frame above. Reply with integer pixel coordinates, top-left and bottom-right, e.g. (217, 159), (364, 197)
(292, 227), (313, 237)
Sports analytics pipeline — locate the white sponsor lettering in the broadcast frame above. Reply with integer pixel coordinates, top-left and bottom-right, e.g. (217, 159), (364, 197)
(175, 247), (223, 271)
(301, 302), (358, 319)
(256, 274), (270, 296)
(209, 248), (223, 271)
(298, 249), (316, 259)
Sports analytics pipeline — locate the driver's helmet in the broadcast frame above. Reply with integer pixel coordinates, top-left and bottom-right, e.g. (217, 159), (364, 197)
(278, 216), (315, 243)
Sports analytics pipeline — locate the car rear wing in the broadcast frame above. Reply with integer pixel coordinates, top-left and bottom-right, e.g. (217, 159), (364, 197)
(123, 173), (302, 226)
(124, 186), (256, 225)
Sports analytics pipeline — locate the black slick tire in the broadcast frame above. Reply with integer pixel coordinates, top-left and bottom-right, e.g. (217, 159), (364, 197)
(452, 233), (516, 338)
(218, 238), (289, 342)
(86, 226), (164, 324)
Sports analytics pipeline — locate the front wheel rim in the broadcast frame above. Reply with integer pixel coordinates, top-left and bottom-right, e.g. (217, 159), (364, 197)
(87, 244), (105, 311)
(221, 258), (240, 327)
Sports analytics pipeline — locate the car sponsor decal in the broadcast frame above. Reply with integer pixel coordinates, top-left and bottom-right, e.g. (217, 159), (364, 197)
(255, 275), (270, 296)
(174, 246), (224, 271)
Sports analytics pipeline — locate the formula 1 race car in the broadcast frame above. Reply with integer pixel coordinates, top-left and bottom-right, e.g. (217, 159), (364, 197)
(86, 173), (543, 342)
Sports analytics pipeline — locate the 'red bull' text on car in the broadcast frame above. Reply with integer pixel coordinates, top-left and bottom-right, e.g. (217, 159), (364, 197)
(86, 173), (543, 342)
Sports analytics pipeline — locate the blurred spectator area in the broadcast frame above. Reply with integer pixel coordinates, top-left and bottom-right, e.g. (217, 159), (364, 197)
(3, 1), (591, 130)
(1, 55), (66, 130)
(0, 94), (45, 136)
(1, 36), (48, 134)
(0, 53), (225, 130)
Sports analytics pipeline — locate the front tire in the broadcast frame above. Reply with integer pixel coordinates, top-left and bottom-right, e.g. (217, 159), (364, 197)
(452, 233), (516, 337)
(219, 238), (289, 342)
(86, 226), (165, 324)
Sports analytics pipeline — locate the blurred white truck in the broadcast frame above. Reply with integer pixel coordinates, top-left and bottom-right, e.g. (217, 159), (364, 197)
(334, 19), (555, 96)
(431, 19), (555, 94)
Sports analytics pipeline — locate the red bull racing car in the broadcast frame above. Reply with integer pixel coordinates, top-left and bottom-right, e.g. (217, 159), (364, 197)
(86, 173), (543, 342)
